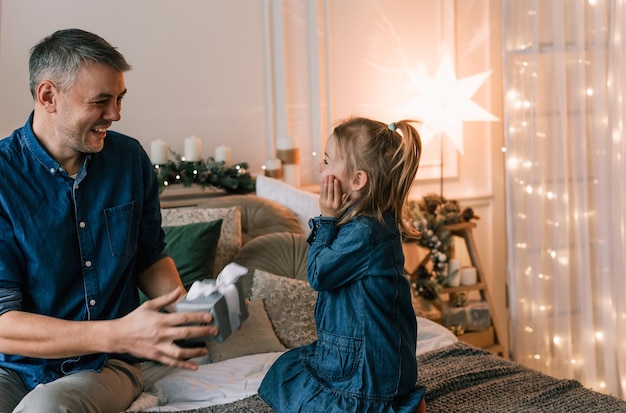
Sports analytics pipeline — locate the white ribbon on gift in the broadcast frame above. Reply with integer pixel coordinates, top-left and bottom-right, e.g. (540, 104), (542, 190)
(186, 263), (248, 331)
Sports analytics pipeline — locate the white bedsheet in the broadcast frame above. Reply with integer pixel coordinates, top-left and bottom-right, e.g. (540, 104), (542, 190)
(126, 317), (457, 412)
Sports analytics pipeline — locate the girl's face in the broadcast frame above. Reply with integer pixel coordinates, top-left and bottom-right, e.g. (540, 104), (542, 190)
(318, 134), (351, 193)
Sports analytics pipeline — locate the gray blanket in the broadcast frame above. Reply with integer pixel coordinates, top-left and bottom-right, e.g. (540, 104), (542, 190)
(135, 342), (626, 412)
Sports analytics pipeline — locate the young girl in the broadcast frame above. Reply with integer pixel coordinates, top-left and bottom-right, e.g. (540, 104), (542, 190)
(258, 117), (426, 412)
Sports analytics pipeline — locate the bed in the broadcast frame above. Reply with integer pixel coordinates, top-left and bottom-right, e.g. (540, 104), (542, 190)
(125, 318), (626, 412)
(127, 178), (626, 412)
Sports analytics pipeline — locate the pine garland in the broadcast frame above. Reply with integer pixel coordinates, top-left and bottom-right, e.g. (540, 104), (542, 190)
(154, 151), (255, 195)
(406, 193), (478, 303)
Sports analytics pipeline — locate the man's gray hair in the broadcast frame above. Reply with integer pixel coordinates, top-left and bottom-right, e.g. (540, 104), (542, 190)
(29, 28), (131, 98)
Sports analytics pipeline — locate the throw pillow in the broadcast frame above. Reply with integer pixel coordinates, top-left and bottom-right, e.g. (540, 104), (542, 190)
(163, 220), (222, 289)
(233, 232), (309, 297)
(255, 175), (320, 234)
(250, 270), (318, 348)
(161, 206), (242, 275)
(207, 299), (286, 362)
(139, 219), (222, 303)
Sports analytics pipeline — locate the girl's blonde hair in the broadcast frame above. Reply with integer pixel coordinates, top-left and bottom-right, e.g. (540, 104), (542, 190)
(332, 117), (422, 237)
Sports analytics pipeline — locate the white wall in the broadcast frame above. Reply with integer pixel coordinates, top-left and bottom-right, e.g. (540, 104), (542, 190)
(0, 0), (508, 350)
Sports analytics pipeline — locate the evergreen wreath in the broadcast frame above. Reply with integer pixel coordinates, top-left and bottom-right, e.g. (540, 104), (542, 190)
(154, 150), (256, 195)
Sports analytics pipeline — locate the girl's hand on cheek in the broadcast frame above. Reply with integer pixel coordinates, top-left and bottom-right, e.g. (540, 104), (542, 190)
(319, 175), (344, 217)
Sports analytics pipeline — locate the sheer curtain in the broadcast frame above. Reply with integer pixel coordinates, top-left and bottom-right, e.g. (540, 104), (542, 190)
(503, 0), (626, 398)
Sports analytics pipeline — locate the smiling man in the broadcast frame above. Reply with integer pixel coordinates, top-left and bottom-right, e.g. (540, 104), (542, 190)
(0, 29), (217, 412)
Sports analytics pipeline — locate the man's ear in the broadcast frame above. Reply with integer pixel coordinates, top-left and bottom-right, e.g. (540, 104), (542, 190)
(351, 170), (368, 191)
(36, 81), (58, 113)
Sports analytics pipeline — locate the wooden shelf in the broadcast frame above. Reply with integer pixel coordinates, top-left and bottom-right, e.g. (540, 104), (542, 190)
(442, 222), (509, 359)
(406, 221), (509, 359)
(440, 283), (487, 295)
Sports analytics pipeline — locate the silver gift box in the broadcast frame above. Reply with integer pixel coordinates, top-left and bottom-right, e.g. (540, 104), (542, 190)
(175, 278), (248, 344)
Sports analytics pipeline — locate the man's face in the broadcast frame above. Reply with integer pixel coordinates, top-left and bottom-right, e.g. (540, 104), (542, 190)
(54, 62), (127, 154)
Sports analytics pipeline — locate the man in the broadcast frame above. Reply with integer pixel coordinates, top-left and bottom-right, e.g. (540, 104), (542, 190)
(0, 28), (216, 412)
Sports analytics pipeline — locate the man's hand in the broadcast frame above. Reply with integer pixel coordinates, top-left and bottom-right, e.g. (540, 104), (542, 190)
(110, 289), (217, 370)
(319, 175), (346, 217)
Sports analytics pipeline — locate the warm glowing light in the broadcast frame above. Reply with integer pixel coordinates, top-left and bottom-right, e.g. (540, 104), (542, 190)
(595, 331), (604, 341)
(553, 336), (561, 345)
(534, 354), (541, 360)
(399, 57), (499, 153)
(507, 157), (520, 169)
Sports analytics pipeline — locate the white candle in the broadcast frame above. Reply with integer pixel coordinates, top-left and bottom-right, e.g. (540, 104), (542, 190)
(277, 136), (295, 150)
(264, 158), (282, 171)
(282, 164), (301, 187)
(150, 139), (169, 164)
(446, 258), (461, 287)
(460, 266), (477, 286)
(184, 136), (202, 162)
(275, 134), (300, 187)
(215, 144), (232, 167)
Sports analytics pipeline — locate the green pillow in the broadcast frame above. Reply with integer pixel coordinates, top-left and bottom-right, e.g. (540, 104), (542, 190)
(139, 219), (223, 303)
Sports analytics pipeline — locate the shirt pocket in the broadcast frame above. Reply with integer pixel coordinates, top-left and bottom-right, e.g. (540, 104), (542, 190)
(314, 329), (361, 381)
(104, 201), (138, 257)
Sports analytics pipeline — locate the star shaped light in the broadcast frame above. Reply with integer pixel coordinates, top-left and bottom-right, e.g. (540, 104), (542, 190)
(398, 58), (499, 154)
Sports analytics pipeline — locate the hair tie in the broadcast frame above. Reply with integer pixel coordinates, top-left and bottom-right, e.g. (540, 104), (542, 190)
(388, 122), (397, 132)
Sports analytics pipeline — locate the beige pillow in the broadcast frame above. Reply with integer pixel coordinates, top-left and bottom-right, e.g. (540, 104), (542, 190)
(161, 206), (242, 275)
(207, 299), (285, 362)
(250, 270), (318, 348)
(233, 232), (309, 297)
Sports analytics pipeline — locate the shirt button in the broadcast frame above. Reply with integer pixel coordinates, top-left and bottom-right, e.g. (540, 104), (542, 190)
(75, 184), (80, 190)
(79, 221), (86, 228)
(49, 168), (55, 174)
(85, 260), (92, 267)
(89, 299), (96, 306)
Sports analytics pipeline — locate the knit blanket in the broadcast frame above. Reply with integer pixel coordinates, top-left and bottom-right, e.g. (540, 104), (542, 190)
(134, 342), (626, 413)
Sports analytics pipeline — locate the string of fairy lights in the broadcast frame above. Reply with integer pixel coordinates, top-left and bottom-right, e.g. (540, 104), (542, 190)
(503, 0), (622, 394)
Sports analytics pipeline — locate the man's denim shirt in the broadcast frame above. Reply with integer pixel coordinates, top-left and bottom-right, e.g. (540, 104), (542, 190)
(0, 113), (166, 390)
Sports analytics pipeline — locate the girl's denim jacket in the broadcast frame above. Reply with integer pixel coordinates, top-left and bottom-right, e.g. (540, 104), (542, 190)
(306, 212), (418, 398)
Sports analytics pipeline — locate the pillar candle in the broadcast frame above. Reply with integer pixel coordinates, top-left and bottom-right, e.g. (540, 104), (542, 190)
(460, 266), (477, 286)
(184, 136), (202, 162)
(150, 139), (169, 165)
(264, 158), (282, 179)
(275, 135), (300, 187)
(215, 144), (232, 167)
(446, 258), (461, 287)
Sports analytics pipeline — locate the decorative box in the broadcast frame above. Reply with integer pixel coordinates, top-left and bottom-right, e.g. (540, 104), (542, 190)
(441, 300), (491, 332)
(176, 263), (249, 344)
